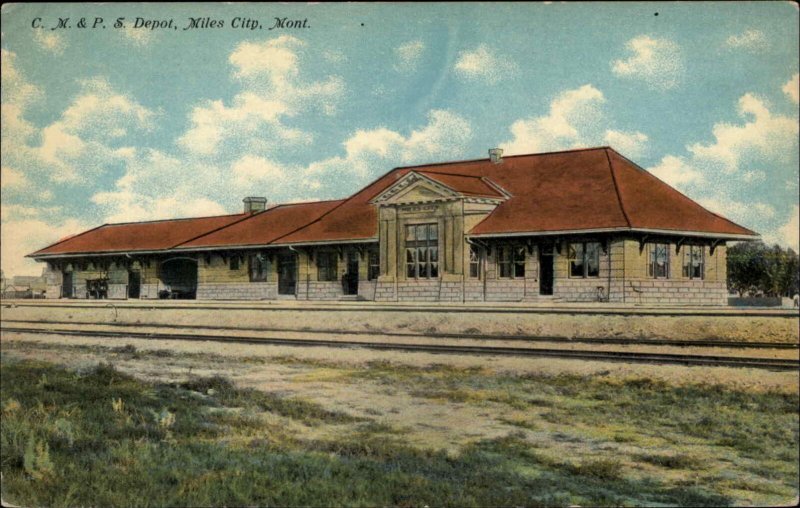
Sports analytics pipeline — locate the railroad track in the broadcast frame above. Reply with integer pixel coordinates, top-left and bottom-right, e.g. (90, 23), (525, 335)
(2, 325), (798, 371)
(2, 319), (797, 349)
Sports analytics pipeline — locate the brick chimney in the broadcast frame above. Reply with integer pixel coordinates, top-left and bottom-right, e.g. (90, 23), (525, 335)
(489, 148), (503, 164)
(243, 197), (267, 214)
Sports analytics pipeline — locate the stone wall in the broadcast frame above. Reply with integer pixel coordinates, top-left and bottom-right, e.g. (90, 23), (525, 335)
(303, 281), (344, 300)
(396, 280), (441, 302)
(358, 280), (377, 301)
(625, 280), (728, 306)
(374, 279), (396, 302)
(196, 282), (276, 300)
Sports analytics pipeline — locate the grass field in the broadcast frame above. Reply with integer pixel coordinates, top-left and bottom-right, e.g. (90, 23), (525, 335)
(1, 339), (798, 507)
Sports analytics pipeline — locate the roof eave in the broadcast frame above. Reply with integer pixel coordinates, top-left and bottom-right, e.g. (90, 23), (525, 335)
(468, 227), (759, 241)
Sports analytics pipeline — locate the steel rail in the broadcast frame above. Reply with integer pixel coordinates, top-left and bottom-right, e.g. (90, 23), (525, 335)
(2, 301), (797, 318)
(2, 319), (797, 350)
(2, 326), (798, 371)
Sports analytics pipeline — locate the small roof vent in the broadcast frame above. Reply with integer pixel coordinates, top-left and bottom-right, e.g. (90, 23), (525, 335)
(243, 196), (267, 214)
(489, 148), (503, 164)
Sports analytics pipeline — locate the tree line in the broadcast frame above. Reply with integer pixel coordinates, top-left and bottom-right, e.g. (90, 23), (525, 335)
(727, 242), (799, 297)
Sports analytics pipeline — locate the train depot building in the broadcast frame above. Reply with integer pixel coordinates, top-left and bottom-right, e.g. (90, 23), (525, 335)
(29, 147), (757, 305)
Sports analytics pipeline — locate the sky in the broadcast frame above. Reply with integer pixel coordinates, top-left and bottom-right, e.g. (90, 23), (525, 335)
(1, 2), (798, 276)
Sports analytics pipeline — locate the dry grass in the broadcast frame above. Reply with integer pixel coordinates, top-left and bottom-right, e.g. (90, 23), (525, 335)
(1, 335), (798, 506)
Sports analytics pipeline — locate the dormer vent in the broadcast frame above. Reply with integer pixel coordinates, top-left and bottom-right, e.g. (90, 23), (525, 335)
(243, 197), (267, 214)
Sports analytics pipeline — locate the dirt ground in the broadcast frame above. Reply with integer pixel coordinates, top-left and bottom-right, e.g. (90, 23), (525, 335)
(2, 332), (797, 434)
(2, 330), (798, 506)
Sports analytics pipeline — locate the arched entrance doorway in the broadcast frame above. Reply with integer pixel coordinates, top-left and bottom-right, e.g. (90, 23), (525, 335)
(159, 257), (198, 299)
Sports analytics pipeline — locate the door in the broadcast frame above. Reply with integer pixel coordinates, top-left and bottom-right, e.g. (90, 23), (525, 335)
(278, 252), (297, 295)
(343, 251), (359, 295)
(128, 271), (141, 299)
(62, 272), (73, 298)
(539, 244), (554, 295)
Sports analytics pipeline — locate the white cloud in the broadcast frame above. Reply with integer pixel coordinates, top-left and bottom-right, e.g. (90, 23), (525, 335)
(31, 77), (157, 182)
(611, 35), (684, 90)
(322, 49), (346, 64)
(648, 155), (705, 188)
(454, 44), (518, 84)
(120, 26), (155, 47)
(95, 111), (471, 219)
(307, 110), (473, 183)
(230, 35), (301, 83)
(502, 85), (605, 155)
(648, 80), (798, 250)
(697, 197), (775, 221)
(500, 84), (647, 156)
(32, 30), (66, 55)
(178, 36), (343, 158)
(1, 49), (42, 107)
(0, 166), (29, 190)
(604, 130), (649, 158)
(687, 93), (798, 175)
(725, 29), (769, 51)
(231, 155), (286, 188)
(742, 170), (767, 183)
(647, 92), (797, 192)
(0, 216), (89, 276)
(394, 40), (425, 71)
(783, 73), (799, 104)
(90, 149), (229, 223)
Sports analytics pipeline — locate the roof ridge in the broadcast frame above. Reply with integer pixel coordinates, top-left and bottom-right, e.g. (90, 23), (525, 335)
(275, 198), (347, 207)
(393, 146), (611, 171)
(171, 210), (267, 249)
(607, 148), (757, 235)
(103, 212), (248, 227)
(268, 199), (351, 245)
(417, 170), (486, 179)
(604, 148), (632, 228)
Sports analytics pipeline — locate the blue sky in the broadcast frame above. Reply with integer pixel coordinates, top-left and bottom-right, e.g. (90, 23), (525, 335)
(2, 2), (798, 275)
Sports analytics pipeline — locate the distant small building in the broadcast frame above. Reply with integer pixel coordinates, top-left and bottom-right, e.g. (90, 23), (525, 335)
(28, 147), (758, 305)
(1, 275), (47, 299)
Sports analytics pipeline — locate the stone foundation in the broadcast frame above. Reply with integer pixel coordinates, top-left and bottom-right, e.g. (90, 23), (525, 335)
(485, 279), (527, 302)
(197, 283), (277, 300)
(374, 279), (396, 301)
(396, 280), (440, 302)
(358, 280), (377, 301)
(624, 279), (727, 306)
(303, 281), (344, 300)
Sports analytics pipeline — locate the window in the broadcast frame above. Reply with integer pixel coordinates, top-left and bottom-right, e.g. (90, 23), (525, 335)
(405, 223), (438, 279)
(249, 253), (269, 282)
(568, 242), (601, 278)
(682, 245), (704, 279)
(497, 245), (525, 278)
(368, 250), (379, 281)
(648, 243), (670, 278)
(317, 251), (338, 282)
(469, 244), (482, 279)
(230, 256), (240, 271)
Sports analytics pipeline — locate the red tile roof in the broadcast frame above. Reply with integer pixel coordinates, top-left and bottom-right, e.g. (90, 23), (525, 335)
(281, 147), (755, 243)
(179, 200), (345, 249)
(30, 213), (251, 256)
(29, 147), (756, 258)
